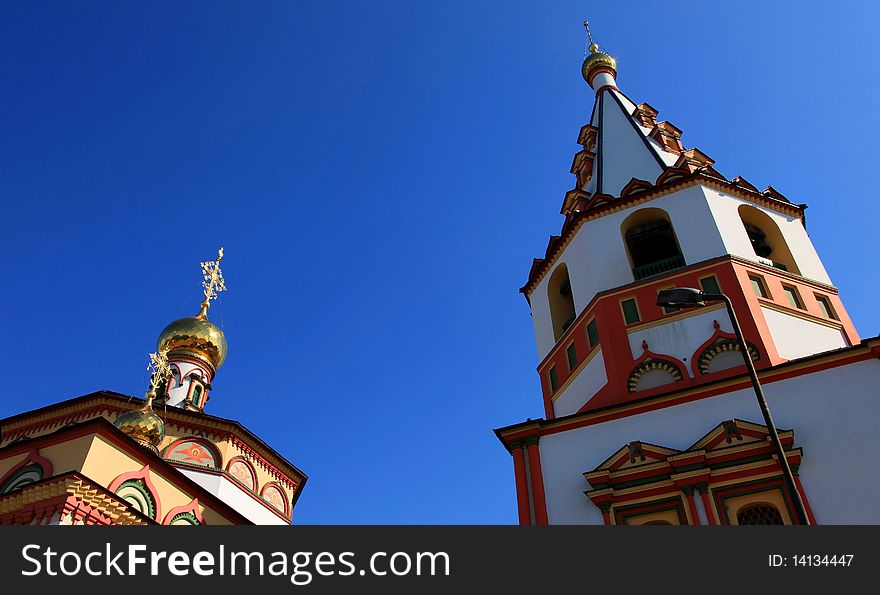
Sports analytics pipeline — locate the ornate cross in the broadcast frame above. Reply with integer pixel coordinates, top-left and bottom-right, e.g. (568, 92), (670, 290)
(145, 351), (172, 406)
(197, 247), (227, 318)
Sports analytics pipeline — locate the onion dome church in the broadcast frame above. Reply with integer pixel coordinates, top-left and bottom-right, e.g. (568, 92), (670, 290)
(0, 249), (306, 525)
(494, 26), (880, 525)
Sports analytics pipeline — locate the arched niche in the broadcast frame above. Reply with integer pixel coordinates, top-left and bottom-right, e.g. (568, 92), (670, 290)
(738, 204), (800, 275)
(547, 263), (576, 341)
(620, 208), (685, 280)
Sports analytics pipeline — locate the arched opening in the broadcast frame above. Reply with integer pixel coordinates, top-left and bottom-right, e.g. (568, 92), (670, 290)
(738, 205), (800, 274)
(621, 208), (685, 280)
(547, 264), (576, 341)
(736, 502), (785, 525)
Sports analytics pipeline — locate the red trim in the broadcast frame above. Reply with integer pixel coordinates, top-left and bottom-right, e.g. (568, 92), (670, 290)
(162, 498), (206, 525)
(794, 474), (817, 525)
(500, 343), (875, 444)
(0, 448), (53, 488)
(699, 489), (717, 525)
(526, 442), (548, 525)
(107, 464), (163, 522)
(684, 490), (700, 525)
(511, 445), (531, 525)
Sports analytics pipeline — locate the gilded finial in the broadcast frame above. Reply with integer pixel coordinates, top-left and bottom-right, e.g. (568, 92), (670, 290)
(584, 21), (599, 53)
(581, 20), (617, 86)
(196, 247), (227, 320)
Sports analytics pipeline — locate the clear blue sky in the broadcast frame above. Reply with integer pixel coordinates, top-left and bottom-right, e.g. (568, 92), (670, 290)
(1, 1), (877, 524)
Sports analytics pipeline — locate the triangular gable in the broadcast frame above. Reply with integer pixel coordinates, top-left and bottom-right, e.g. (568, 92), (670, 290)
(592, 440), (680, 473)
(688, 419), (792, 452)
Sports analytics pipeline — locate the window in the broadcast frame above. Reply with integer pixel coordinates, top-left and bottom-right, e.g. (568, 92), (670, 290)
(586, 319), (599, 349)
(738, 205), (800, 275)
(548, 264), (576, 341)
(621, 298), (640, 324)
(622, 209), (685, 280)
(782, 285), (803, 309)
(548, 366), (559, 393)
(699, 275), (721, 295)
(566, 344), (578, 372)
(737, 503), (784, 525)
(815, 294), (837, 319)
(749, 275), (769, 299)
(659, 287), (679, 314)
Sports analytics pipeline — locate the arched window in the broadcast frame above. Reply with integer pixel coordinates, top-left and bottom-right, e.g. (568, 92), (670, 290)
(547, 264), (576, 341)
(737, 502), (785, 525)
(738, 205), (800, 274)
(621, 208), (685, 280)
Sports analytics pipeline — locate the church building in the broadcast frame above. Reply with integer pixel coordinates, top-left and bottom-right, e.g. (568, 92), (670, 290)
(494, 30), (880, 525)
(0, 250), (306, 525)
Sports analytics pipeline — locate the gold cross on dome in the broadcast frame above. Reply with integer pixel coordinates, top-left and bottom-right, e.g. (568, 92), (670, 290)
(145, 351), (172, 406)
(197, 247), (227, 318)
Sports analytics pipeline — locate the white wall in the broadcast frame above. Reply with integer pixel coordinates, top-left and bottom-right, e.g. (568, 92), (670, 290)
(553, 349), (607, 417)
(761, 307), (849, 359)
(178, 469), (289, 526)
(538, 358), (880, 524)
(627, 307), (731, 377)
(531, 185), (729, 361)
(704, 188), (831, 285)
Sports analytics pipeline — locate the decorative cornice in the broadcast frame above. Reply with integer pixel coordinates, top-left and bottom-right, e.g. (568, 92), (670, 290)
(0, 473), (153, 524)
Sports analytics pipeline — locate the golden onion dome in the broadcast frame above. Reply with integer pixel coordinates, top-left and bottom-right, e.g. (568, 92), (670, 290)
(156, 315), (227, 372)
(114, 406), (166, 452)
(581, 44), (617, 85)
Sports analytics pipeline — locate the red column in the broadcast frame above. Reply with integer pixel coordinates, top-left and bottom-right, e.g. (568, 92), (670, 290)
(698, 485), (717, 525)
(600, 506), (612, 526)
(683, 487), (701, 526)
(525, 438), (549, 525)
(511, 441), (531, 525)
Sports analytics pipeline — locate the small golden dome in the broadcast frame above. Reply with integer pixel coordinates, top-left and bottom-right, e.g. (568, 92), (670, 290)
(156, 316), (227, 372)
(581, 49), (617, 85)
(114, 406), (166, 451)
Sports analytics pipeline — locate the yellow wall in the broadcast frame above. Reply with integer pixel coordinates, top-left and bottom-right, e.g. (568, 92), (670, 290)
(80, 434), (235, 525)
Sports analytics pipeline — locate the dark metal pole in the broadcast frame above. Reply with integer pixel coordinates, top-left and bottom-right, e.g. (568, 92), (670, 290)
(704, 293), (810, 525)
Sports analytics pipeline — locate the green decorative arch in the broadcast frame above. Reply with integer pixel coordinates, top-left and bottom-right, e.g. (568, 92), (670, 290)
(0, 464), (44, 494)
(116, 479), (157, 519)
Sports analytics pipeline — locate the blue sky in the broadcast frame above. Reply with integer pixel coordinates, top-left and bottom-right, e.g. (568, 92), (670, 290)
(1, 1), (877, 524)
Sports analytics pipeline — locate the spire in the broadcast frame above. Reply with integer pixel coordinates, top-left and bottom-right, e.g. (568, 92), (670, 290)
(560, 23), (708, 210)
(196, 247), (226, 320)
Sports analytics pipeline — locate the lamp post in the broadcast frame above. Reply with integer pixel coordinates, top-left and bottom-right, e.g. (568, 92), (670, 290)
(656, 288), (810, 526)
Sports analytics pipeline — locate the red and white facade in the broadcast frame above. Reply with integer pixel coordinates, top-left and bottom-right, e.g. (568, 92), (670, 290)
(494, 47), (880, 525)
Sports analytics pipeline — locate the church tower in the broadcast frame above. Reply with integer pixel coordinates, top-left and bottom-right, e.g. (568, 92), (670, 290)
(494, 25), (880, 525)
